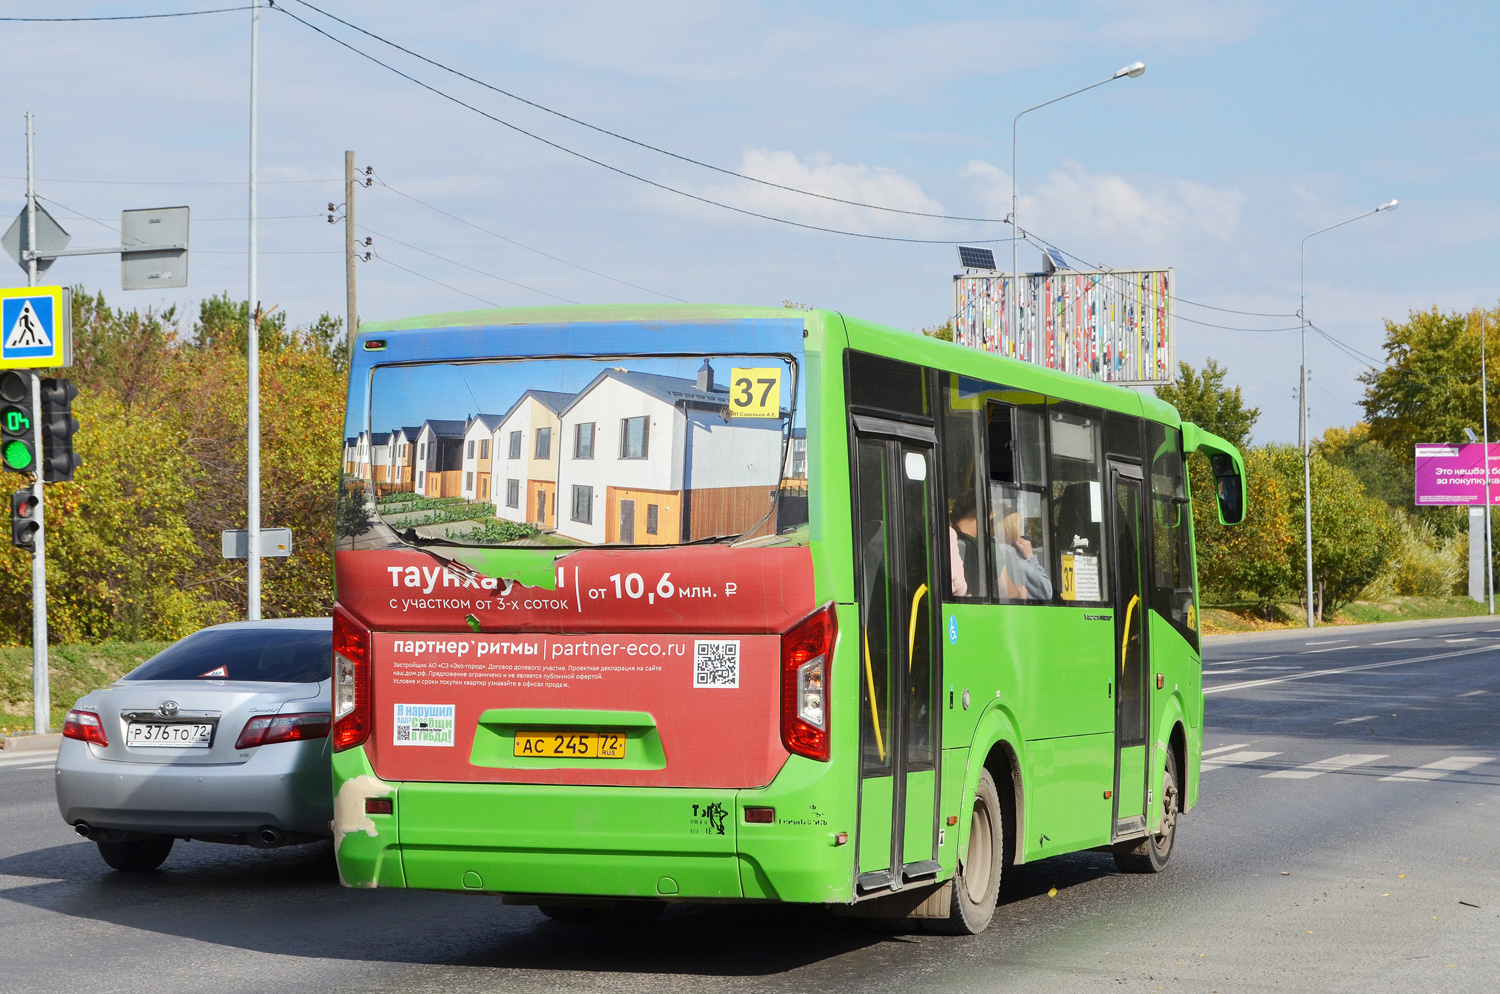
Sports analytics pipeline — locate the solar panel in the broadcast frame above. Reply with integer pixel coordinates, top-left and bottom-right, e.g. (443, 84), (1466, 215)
(957, 246), (996, 271)
(1041, 246), (1069, 274)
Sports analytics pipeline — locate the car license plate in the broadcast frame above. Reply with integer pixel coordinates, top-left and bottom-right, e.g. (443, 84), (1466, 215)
(125, 722), (214, 748)
(513, 731), (626, 759)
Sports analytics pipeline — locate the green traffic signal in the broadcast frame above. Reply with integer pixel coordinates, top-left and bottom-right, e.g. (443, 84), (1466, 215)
(2, 439), (34, 472)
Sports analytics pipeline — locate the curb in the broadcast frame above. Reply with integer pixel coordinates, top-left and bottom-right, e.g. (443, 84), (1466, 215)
(1203, 612), (1496, 646)
(0, 732), (62, 752)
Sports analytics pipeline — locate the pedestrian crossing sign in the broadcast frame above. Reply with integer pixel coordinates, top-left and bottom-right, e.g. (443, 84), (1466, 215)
(0, 286), (70, 369)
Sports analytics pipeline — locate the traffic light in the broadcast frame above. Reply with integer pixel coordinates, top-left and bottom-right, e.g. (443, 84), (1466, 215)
(39, 378), (80, 483)
(0, 371), (36, 475)
(11, 490), (38, 552)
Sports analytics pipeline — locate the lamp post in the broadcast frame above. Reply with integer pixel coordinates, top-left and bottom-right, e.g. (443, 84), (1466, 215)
(1299, 199), (1398, 626)
(1010, 62), (1144, 357)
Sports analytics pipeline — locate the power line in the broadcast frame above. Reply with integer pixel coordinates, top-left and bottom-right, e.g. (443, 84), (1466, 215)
(271, 4), (1008, 246)
(359, 224), (578, 305)
(370, 251), (502, 309)
(2, 175), (339, 186)
(0, 6), (253, 22)
(369, 172), (686, 302)
(285, 0), (1008, 226)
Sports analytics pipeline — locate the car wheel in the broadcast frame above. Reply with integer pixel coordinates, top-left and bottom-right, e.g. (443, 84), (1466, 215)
(96, 836), (173, 872)
(1113, 748), (1180, 874)
(928, 767), (1003, 935)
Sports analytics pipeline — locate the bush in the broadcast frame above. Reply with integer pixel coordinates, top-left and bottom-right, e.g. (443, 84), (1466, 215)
(1362, 513), (1465, 598)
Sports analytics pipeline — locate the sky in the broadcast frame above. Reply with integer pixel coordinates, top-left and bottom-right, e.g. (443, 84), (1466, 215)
(0, 1), (1496, 445)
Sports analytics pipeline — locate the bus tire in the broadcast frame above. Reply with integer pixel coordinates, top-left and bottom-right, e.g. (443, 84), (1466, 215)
(932, 767), (1002, 934)
(96, 835), (173, 872)
(1113, 748), (1179, 874)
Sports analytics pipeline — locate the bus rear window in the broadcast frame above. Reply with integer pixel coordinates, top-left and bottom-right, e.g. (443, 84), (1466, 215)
(361, 355), (807, 548)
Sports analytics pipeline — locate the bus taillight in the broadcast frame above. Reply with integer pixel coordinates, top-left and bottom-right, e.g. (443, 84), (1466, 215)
(781, 604), (837, 762)
(332, 606), (371, 752)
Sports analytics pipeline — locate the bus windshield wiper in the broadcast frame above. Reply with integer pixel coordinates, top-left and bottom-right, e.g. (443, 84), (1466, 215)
(682, 533), (742, 545)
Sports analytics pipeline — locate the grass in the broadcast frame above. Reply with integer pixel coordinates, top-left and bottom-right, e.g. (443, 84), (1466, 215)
(0, 641), (169, 736)
(1201, 595), (1490, 635)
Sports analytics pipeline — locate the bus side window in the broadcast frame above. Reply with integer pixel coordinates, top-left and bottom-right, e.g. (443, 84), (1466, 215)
(989, 402), (1053, 603)
(939, 374), (991, 600)
(1148, 422), (1198, 649)
(1048, 408), (1108, 604)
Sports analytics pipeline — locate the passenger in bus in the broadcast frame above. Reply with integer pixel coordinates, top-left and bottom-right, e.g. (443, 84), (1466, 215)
(998, 510), (1053, 601)
(948, 492), (980, 596)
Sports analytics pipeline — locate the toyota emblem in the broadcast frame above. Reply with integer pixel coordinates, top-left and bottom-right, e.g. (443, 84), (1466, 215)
(158, 700), (180, 718)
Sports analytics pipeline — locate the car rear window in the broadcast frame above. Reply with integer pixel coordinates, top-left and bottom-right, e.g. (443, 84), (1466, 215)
(124, 627), (331, 683)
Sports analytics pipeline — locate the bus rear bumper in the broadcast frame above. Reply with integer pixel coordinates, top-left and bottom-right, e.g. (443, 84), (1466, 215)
(332, 750), (854, 904)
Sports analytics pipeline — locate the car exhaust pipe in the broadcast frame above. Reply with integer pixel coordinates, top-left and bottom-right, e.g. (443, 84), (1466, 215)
(253, 826), (285, 848)
(74, 822), (92, 838)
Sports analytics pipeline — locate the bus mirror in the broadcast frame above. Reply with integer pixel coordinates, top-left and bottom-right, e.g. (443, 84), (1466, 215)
(1209, 453), (1245, 525)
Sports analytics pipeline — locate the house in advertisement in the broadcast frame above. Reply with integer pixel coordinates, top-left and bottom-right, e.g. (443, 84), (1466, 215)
(354, 430), (372, 480)
(554, 362), (785, 545)
(492, 390), (573, 530)
(368, 431), (392, 489)
(414, 419), (468, 497)
(343, 436), (359, 476)
(383, 426), (422, 494)
(459, 414), (503, 502)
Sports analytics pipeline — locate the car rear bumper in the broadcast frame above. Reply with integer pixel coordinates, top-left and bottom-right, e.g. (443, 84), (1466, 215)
(55, 738), (333, 839)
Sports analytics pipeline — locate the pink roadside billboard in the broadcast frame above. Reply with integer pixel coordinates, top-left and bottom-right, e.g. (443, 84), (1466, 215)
(1414, 444), (1500, 505)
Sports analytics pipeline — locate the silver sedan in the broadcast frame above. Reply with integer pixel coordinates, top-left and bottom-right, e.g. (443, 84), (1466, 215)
(56, 618), (333, 872)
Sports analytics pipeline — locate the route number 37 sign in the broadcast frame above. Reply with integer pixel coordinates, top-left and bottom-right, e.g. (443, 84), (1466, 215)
(728, 367), (781, 418)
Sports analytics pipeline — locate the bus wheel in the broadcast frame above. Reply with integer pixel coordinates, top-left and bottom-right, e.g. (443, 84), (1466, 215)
(1113, 749), (1180, 874)
(932, 767), (1002, 934)
(538, 901), (665, 925)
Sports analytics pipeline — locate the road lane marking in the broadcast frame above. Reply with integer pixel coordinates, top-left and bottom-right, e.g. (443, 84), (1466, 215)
(1263, 753), (1387, 779)
(1371, 639), (1417, 646)
(1458, 690), (1487, 697)
(1379, 756), (1495, 783)
(1445, 638), (1477, 643)
(1336, 715), (1378, 724)
(1202, 743), (1250, 756)
(1306, 645), (1356, 653)
(1201, 750), (1280, 771)
(8, 763), (53, 771)
(1305, 639), (1349, 646)
(0, 752), (57, 767)
(1204, 645), (1498, 695)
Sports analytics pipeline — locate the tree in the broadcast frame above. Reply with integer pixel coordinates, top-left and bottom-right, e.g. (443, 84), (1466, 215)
(1318, 422), (1412, 513)
(1191, 446), (1296, 612)
(921, 320), (954, 342)
(1155, 358), (1260, 448)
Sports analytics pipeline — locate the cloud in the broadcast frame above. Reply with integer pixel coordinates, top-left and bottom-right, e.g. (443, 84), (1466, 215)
(961, 159), (1246, 261)
(664, 148), (951, 235)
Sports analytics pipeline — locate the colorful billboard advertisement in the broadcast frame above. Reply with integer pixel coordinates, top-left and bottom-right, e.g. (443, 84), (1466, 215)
(952, 268), (1174, 385)
(1414, 444), (1500, 505)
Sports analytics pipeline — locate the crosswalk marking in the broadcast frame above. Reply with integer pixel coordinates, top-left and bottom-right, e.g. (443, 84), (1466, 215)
(0, 751), (57, 768)
(1201, 743), (1249, 756)
(1263, 753), (1387, 779)
(1201, 750), (1280, 771)
(1379, 756), (1494, 783)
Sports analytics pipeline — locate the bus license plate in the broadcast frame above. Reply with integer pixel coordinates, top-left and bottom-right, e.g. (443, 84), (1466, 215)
(125, 722), (214, 748)
(513, 731), (626, 759)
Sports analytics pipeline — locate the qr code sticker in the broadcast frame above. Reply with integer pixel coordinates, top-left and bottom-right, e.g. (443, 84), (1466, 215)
(395, 725), (410, 742)
(694, 640), (740, 689)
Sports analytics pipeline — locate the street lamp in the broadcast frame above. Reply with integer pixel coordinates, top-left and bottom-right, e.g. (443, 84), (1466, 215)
(1299, 198), (1398, 626)
(1010, 62), (1145, 357)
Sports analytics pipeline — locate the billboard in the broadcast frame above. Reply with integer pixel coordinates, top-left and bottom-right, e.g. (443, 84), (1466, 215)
(1414, 444), (1500, 505)
(953, 268), (1174, 385)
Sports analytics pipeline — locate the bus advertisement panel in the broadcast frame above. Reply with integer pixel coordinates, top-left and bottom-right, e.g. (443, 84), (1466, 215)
(332, 305), (1245, 933)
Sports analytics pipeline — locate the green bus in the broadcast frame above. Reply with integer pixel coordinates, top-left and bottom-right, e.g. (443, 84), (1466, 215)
(331, 304), (1245, 932)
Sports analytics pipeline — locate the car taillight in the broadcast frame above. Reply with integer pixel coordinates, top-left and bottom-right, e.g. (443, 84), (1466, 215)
(781, 603), (836, 762)
(62, 709), (108, 746)
(332, 605), (371, 752)
(235, 712), (332, 750)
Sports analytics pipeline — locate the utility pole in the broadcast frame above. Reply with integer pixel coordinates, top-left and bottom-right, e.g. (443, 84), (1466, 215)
(1481, 308), (1494, 615)
(345, 150), (357, 367)
(246, 4), (261, 620)
(25, 112), (49, 735)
